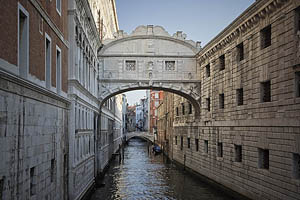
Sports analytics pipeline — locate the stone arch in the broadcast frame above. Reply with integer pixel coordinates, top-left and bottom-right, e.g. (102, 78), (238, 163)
(99, 86), (201, 117)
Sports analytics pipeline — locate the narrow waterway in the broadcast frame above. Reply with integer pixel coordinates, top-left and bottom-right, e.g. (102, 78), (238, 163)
(90, 138), (238, 200)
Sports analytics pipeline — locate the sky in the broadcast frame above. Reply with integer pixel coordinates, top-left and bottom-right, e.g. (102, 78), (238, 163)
(116, 0), (255, 105)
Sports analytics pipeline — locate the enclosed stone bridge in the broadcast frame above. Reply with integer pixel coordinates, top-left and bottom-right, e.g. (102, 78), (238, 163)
(125, 131), (154, 143)
(98, 25), (202, 115)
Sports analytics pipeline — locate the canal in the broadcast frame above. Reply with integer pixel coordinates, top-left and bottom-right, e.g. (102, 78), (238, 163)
(90, 138), (239, 200)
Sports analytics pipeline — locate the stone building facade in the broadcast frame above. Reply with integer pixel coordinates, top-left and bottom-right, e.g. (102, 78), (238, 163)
(0, 0), (69, 199)
(171, 0), (300, 199)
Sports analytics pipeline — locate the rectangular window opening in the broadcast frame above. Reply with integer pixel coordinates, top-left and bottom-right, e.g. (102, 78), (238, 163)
(219, 54), (225, 71)
(195, 139), (199, 152)
(261, 81), (271, 102)
(30, 167), (36, 196)
(204, 140), (208, 154)
(175, 136), (178, 145)
(182, 103), (185, 115)
(45, 36), (51, 89)
(176, 107), (179, 116)
(180, 136), (183, 150)
(187, 138), (190, 149)
(258, 148), (269, 169)
(56, 0), (61, 15)
(217, 142), (223, 157)
(261, 25), (271, 49)
(219, 93), (224, 109)
(51, 159), (55, 182)
(56, 47), (61, 94)
(237, 88), (244, 106)
(293, 153), (300, 179)
(205, 64), (210, 78)
(296, 72), (300, 97)
(235, 145), (242, 162)
(0, 177), (4, 200)
(18, 7), (29, 78)
(295, 6), (300, 32)
(237, 42), (244, 61)
(206, 98), (210, 112)
(188, 103), (192, 114)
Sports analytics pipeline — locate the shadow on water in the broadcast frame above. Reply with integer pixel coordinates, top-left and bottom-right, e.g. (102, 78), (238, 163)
(90, 138), (244, 200)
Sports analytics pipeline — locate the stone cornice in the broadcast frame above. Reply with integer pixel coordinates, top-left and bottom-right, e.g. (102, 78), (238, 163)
(0, 69), (71, 107)
(197, 0), (288, 63)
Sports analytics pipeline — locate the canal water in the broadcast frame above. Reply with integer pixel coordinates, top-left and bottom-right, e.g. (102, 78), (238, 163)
(90, 138), (238, 200)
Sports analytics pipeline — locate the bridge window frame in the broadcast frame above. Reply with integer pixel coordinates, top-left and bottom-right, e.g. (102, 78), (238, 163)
(165, 60), (176, 71)
(125, 60), (136, 71)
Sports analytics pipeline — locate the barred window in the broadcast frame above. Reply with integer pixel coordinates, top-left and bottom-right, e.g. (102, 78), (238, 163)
(258, 148), (269, 169)
(237, 88), (244, 106)
(261, 81), (271, 102)
(219, 54), (225, 71)
(187, 138), (191, 148)
(182, 103), (185, 115)
(237, 42), (244, 61)
(261, 25), (271, 49)
(295, 6), (300, 32)
(235, 145), (242, 162)
(175, 136), (178, 145)
(125, 60), (136, 71)
(165, 61), (175, 71)
(176, 107), (179, 116)
(30, 167), (36, 196)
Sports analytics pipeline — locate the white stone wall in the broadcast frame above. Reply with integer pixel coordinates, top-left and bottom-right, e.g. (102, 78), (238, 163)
(0, 75), (69, 200)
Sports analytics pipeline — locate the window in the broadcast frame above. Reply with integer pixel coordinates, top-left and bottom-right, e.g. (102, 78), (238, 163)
(261, 81), (271, 102)
(0, 177), (4, 200)
(237, 88), (244, 106)
(258, 148), (269, 169)
(219, 54), (225, 71)
(237, 42), (244, 61)
(188, 103), (192, 114)
(165, 61), (175, 71)
(219, 93), (224, 109)
(206, 98), (210, 112)
(125, 60), (136, 71)
(18, 3), (29, 79)
(51, 159), (55, 182)
(45, 34), (51, 89)
(296, 72), (300, 97)
(235, 145), (242, 162)
(56, 46), (61, 94)
(261, 25), (271, 49)
(56, 0), (61, 15)
(180, 136), (183, 150)
(296, 7), (300, 32)
(204, 140), (208, 154)
(187, 138), (190, 149)
(205, 64), (210, 77)
(195, 139), (199, 152)
(182, 103), (185, 115)
(175, 136), (177, 145)
(293, 153), (300, 179)
(30, 167), (36, 196)
(217, 142), (223, 157)
(176, 107), (179, 116)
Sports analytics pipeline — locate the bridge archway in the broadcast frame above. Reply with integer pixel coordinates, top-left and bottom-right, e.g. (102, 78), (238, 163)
(98, 25), (202, 116)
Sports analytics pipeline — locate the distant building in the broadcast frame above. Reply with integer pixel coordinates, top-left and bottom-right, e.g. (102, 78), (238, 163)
(149, 90), (164, 135)
(126, 105), (136, 132)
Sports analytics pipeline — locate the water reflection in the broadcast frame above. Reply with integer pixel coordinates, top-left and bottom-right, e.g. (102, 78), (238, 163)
(90, 138), (237, 200)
